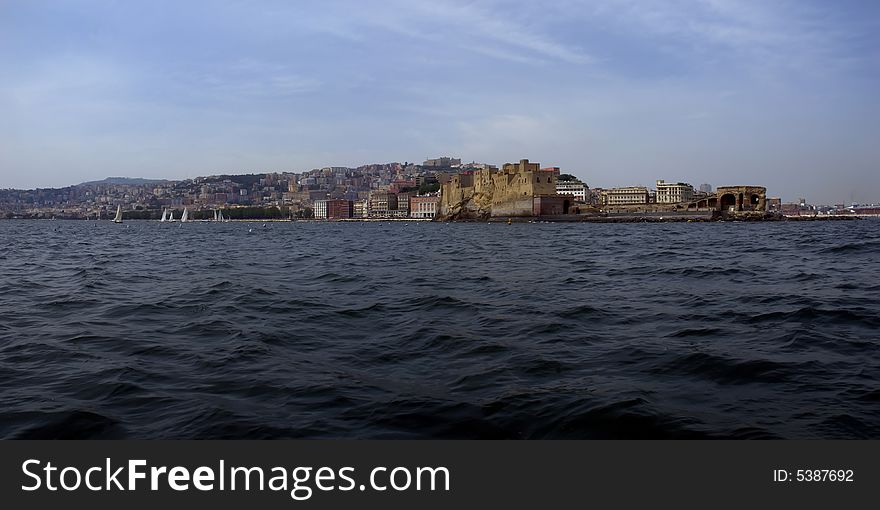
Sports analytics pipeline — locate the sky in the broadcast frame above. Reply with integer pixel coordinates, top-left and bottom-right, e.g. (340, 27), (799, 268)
(1, 0), (878, 203)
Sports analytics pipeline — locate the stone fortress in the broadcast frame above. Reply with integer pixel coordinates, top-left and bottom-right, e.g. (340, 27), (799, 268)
(438, 159), (567, 220)
(437, 158), (768, 221)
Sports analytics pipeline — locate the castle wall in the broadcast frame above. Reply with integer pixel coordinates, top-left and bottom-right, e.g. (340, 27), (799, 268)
(437, 159), (559, 219)
(492, 198), (536, 217)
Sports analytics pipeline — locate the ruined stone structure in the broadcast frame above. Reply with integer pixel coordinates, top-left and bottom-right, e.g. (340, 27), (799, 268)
(437, 159), (558, 220)
(714, 186), (767, 213)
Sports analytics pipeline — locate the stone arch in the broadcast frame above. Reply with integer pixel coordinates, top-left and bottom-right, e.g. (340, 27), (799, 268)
(715, 186), (767, 214)
(720, 193), (737, 211)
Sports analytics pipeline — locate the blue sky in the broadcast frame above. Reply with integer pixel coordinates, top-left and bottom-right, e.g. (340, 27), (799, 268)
(1, 0), (878, 202)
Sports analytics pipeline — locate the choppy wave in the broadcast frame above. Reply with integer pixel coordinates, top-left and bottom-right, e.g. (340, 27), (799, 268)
(0, 219), (879, 439)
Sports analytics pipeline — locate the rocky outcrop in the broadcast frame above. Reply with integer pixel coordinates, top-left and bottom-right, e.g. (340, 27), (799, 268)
(436, 189), (493, 221)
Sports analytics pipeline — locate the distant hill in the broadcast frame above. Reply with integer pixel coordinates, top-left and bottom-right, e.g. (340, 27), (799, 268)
(79, 177), (170, 186)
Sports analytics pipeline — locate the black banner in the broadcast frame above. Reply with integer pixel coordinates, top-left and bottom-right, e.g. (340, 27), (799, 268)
(1, 441), (876, 508)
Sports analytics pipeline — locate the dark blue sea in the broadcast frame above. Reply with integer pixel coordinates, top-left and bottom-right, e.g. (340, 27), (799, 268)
(1, 219), (878, 439)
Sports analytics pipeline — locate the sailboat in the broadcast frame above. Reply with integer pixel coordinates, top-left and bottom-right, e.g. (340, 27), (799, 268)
(113, 205), (123, 224)
(160, 209), (168, 222)
(168, 210), (175, 222)
(181, 207), (189, 223)
(219, 209), (226, 222)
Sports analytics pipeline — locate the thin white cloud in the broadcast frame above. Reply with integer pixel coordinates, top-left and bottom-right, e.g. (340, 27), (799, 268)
(361, 0), (594, 65)
(592, 0), (855, 72)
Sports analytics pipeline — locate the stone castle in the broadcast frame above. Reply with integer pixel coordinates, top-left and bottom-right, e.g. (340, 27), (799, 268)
(437, 159), (560, 220)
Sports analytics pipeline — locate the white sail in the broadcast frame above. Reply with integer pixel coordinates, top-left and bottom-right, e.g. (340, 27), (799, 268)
(181, 207), (189, 222)
(113, 205), (123, 223)
(219, 210), (225, 222)
(160, 209), (167, 222)
(169, 211), (175, 222)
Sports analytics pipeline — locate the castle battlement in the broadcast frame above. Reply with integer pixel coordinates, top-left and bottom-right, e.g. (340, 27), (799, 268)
(437, 159), (559, 220)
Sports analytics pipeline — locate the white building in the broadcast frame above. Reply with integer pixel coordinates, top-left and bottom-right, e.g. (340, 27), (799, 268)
(410, 195), (439, 218)
(352, 199), (368, 218)
(656, 180), (695, 204)
(602, 187), (649, 205)
(556, 180), (589, 202)
(313, 199), (328, 219)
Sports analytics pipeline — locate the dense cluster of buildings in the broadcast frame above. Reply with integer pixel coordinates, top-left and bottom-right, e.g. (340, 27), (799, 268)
(776, 199), (880, 217)
(3, 155), (872, 220)
(0, 158), (460, 220)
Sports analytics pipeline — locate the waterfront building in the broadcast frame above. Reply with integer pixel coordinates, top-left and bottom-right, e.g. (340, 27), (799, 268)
(396, 191), (413, 217)
(656, 180), (695, 204)
(353, 199), (368, 218)
(368, 190), (398, 217)
(556, 180), (589, 202)
(601, 186), (649, 205)
(327, 199), (353, 219)
(314, 199), (329, 219)
(411, 195), (439, 218)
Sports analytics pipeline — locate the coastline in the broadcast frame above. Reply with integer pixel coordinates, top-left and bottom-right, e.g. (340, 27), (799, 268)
(479, 214), (863, 223)
(2, 215), (864, 223)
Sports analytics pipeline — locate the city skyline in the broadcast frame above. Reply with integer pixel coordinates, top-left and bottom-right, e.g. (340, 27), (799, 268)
(2, 0), (879, 203)
(0, 162), (872, 207)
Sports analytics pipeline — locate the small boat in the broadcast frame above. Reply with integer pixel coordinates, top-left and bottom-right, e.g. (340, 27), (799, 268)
(113, 205), (123, 224)
(168, 210), (175, 222)
(160, 209), (168, 222)
(181, 207), (189, 223)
